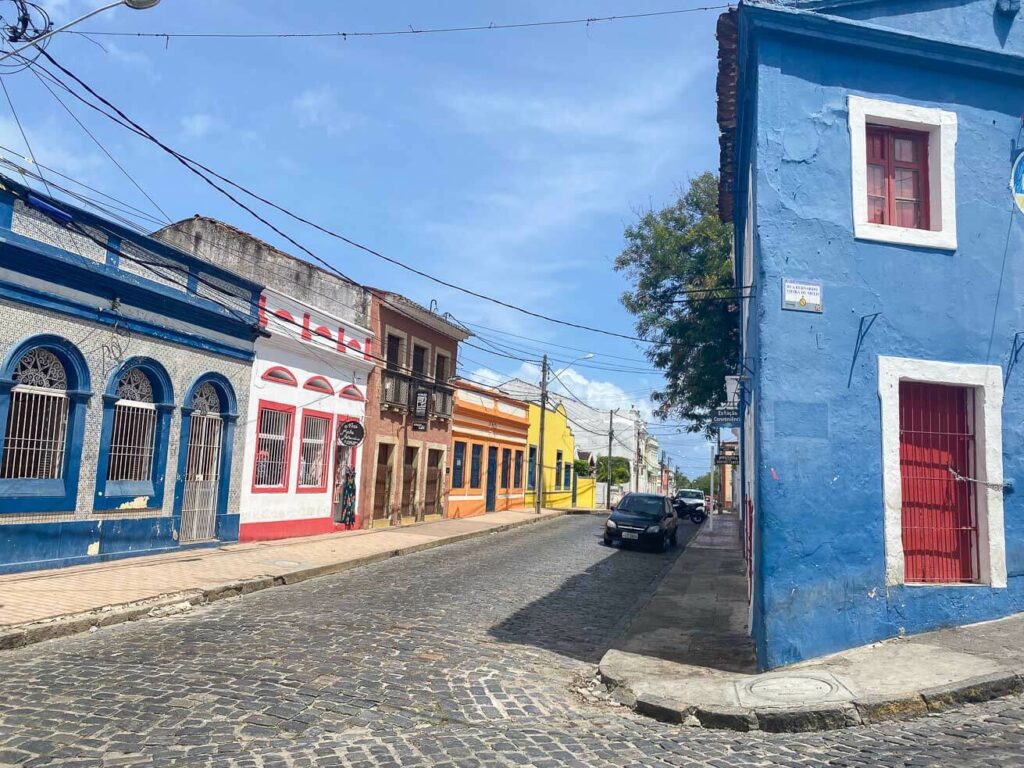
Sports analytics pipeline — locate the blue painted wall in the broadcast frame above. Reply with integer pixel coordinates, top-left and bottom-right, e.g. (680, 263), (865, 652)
(829, 0), (1024, 56)
(0, 176), (255, 574)
(737, 1), (1024, 668)
(0, 516), (235, 575)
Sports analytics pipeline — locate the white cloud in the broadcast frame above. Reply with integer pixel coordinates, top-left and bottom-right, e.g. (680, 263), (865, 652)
(423, 63), (710, 317)
(0, 117), (101, 180)
(292, 86), (357, 136)
(179, 113), (223, 140)
(469, 360), (652, 417)
(466, 360), (711, 471)
(103, 42), (154, 72)
(467, 367), (507, 387)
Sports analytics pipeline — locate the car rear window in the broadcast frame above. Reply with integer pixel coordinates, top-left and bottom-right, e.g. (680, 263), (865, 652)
(617, 496), (664, 516)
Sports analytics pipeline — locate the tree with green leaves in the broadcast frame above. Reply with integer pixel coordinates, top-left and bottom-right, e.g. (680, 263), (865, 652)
(615, 172), (738, 435)
(673, 470), (691, 489)
(573, 459), (592, 478)
(690, 472), (713, 496)
(595, 456), (630, 485)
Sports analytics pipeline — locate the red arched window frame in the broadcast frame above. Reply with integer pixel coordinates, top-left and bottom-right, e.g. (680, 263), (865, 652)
(339, 384), (365, 402)
(261, 366), (298, 386)
(303, 376), (334, 395)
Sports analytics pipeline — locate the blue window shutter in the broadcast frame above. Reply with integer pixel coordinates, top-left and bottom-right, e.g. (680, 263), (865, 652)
(452, 442), (466, 489)
(470, 444), (483, 488)
(527, 446), (536, 490)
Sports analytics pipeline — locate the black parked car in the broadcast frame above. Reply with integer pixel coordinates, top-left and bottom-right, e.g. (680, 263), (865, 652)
(603, 493), (678, 551)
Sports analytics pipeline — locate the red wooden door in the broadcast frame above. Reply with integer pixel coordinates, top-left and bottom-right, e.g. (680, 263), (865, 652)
(898, 381), (978, 583)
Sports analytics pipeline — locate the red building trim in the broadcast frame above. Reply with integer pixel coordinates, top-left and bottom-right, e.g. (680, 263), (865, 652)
(303, 375), (334, 395)
(251, 400), (295, 494)
(296, 408), (333, 494)
(261, 366), (298, 386)
(339, 384), (365, 401)
(239, 516), (349, 542)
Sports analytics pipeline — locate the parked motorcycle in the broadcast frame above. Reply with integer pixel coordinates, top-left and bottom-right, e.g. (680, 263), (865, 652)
(672, 498), (707, 524)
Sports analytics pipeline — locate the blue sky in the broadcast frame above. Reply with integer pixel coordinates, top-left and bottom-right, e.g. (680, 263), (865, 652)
(0, 0), (724, 478)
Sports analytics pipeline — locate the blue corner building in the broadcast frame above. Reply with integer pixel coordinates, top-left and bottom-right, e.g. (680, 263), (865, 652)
(0, 174), (261, 573)
(719, 0), (1024, 668)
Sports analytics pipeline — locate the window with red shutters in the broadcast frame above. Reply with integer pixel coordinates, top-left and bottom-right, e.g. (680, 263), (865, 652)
(866, 125), (930, 231)
(898, 381), (979, 584)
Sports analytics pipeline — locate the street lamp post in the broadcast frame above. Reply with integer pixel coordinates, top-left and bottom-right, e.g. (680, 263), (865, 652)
(0, 0), (160, 64)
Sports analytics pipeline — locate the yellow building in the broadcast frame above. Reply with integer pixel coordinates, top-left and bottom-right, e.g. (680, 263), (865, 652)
(523, 402), (596, 510)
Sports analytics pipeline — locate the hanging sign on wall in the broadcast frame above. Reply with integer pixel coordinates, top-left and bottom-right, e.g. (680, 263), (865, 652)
(1012, 152), (1024, 215)
(337, 421), (365, 448)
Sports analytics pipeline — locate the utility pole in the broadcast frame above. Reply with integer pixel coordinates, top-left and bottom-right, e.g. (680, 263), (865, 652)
(634, 419), (642, 493)
(709, 442), (716, 532)
(606, 409), (616, 509)
(535, 354), (548, 515)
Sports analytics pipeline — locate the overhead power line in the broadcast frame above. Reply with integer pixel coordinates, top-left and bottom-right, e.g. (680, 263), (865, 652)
(74, 5), (733, 40)
(25, 51), (730, 346)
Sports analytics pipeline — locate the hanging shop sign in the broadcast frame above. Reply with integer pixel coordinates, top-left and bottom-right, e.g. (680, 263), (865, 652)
(412, 388), (430, 431)
(782, 279), (823, 313)
(710, 404), (741, 429)
(1012, 152), (1024, 215)
(716, 453), (740, 466)
(337, 420), (365, 448)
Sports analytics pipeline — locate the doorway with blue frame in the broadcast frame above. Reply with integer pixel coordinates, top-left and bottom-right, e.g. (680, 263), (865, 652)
(485, 446), (498, 512)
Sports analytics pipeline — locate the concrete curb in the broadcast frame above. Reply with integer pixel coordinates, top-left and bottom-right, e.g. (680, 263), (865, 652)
(600, 656), (1024, 733)
(0, 511), (568, 654)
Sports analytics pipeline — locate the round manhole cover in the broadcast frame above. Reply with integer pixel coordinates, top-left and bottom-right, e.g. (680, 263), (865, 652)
(746, 675), (837, 703)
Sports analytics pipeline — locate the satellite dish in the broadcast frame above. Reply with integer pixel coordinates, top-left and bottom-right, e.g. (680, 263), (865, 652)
(124, 0), (160, 8)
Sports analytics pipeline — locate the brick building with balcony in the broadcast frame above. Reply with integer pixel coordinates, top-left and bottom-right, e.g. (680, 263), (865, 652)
(359, 290), (470, 527)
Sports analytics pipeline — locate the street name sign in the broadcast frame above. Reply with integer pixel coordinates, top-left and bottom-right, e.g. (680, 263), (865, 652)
(782, 279), (823, 313)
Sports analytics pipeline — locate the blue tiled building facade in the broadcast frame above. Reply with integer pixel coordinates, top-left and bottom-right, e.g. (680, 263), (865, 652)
(0, 175), (261, 573)
(720, 0), (1024, 669)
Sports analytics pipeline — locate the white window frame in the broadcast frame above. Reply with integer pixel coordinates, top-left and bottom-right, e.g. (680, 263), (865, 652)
(878, 356), (1005, 588)
(849, 95), (958, 251)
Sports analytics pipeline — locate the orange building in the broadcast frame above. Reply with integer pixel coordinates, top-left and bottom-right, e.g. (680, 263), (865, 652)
(448, 380), (530, 518)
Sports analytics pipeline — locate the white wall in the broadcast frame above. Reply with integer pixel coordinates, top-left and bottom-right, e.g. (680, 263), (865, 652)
(240, 334), (372, 526)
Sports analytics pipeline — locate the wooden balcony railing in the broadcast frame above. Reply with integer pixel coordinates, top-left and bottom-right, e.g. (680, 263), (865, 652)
(381, 370), (454, 419)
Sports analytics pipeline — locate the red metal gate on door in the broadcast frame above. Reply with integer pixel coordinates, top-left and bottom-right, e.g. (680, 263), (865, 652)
(898, 381), (979, 583)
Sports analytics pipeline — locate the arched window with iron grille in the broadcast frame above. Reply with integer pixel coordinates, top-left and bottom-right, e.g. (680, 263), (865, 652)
(94, 358), (174, 511)
(0, 335), (91, 513)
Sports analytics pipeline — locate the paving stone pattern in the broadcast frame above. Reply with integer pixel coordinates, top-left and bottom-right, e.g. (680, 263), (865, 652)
(0, 516), (1021, 767)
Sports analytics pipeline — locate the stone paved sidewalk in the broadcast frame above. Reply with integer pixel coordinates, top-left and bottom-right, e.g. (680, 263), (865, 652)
(600, 512), (1024, 732)
(0, 508), (565, 649)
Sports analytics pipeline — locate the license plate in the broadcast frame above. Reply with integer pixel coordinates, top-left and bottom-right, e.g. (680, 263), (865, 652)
(622, 532), (639, 540)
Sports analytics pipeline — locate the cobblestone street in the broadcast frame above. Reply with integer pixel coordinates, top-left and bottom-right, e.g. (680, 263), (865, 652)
(0, 515), (1021, 767)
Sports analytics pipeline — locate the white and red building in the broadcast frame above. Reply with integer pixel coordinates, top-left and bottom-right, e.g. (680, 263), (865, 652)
(156, 216), (375, 541)
(239, 290), (374, 540)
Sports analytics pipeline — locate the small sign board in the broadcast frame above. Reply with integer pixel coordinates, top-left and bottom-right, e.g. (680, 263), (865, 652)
(782, 279), (823, 313)
(711, 403), (740, 428)
(1012, 152), (1024, 214)
(337, 421), (365, 448)
(716, 453), (740, 466)
(413, 389), (430, 420)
